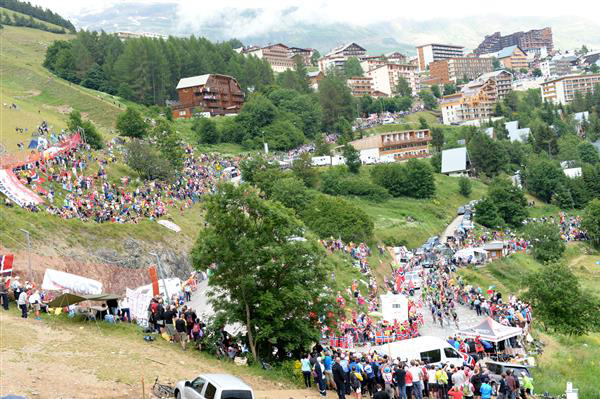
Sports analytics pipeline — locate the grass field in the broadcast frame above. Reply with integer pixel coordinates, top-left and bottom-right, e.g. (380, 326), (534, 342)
(354, 172), (488, 249)
(0, 26), (125, 153)
(457, 243), (600, 397)
(364, 111), (440, 136)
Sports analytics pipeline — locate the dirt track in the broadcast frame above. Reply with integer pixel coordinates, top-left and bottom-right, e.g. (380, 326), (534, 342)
(0, 311), (321, 399)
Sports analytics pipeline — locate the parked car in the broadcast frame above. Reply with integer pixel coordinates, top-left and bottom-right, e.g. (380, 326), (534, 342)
(174, 374), (254, 399)
(457, 206), (465, 215)
(485, 361), (533, 386)
(404, 272), (422, 289)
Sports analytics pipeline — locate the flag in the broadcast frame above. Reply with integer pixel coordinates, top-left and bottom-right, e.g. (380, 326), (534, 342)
(0, 254), (13, 275)
(460, 351), (476, 368)
(148, 266), (159, 297)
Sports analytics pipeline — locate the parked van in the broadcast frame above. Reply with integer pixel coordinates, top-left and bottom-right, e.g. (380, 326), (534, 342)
(369, 336), (464, 367)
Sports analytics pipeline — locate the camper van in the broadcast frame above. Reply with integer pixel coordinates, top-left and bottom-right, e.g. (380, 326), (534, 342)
(369, 336), (464, 367)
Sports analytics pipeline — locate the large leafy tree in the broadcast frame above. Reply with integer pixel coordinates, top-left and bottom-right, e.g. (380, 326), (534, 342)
(524, 222), (565, 263)
(523, 263), (600, 335)
(525, 157), (566, 203)
(193, 117), (219, 144)
(66, 110), (103, 149)
(467, 131), (508, 177)
(318, 73), (355, 131)
(475, 197), (503, 228)
(191, 184), (333, 360)
(488, 178), (528, 227)
(396, 77), (412, 97)
(344, 57), (363, 77)
(116, 107), (148, 138)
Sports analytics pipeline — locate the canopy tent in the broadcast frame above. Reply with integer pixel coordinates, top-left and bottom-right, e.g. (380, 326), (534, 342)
(454, 247), (486, 263)
(46, 293), (120, 308)
(458, 317), (522, 343)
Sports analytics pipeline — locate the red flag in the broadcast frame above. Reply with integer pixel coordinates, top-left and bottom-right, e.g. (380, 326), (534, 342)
(148, 266), (159, 296)
(0, 254), (13, 275)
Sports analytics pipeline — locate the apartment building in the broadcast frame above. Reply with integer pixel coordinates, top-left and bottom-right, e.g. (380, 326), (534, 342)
(481, 45), (528, 70)
(318, 42), (367, 72)
(349, 129), (432, 161)
(429, 57), (494, 84)
(364, 63), (420, 96)
(288, 47), (314, 66)
(416, 43), (465, 71)
(540, 55), (576, 78)
(243, 43), (297, 72)
(171, 74), (245, 119)
(440, 78), (501, 125)
(540, 74), (600, 105)
(347, 76), (374, 97)
(475, 70), (513, 98)
(474, 27), (553, 55)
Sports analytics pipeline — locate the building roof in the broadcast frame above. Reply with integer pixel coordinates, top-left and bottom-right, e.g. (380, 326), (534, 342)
(495, 45), (522, 59)
(176, 75), (210, 89)
(441, 147), (469, 174)
(483, 241), (505, 250)
(563, 167), (582, 178)
(508, 128), (530, 143)
(476, 70), (513, 82)
(505, 120), (519, 132)
(325, 42), (366, 57)
(574, 111), (589, 123)
(416, 43), (464, 49)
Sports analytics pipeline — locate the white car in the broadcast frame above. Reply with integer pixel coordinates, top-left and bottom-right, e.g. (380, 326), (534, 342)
(174, 374), (254, 399)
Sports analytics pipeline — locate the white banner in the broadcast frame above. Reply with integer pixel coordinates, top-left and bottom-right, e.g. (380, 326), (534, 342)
(380, 293), (409, 323)
(0, 169), (43, 207)
(41, 268), (103, 295)
(126, 287), (152, 327)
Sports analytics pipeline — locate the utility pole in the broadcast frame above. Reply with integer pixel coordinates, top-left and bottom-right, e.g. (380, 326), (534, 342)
(19, 229), (33, 282)
(149, 252), (169, 302)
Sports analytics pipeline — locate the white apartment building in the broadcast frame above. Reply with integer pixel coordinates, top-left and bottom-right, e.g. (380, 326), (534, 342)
(365, 63), (420, 96)
(318, 43), (367, 72)
(540, 74), (600, 105)
(416, 43), (465, 71)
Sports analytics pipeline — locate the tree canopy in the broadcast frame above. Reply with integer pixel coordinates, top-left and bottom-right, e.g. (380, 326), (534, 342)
(191, 184), (334, 360)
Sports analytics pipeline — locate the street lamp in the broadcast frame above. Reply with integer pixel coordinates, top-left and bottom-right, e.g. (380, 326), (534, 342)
(19, 229), (33, 282)
(149, 252), (170, 302)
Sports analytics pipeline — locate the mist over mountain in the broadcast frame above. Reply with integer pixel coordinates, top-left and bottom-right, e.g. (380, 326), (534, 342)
(69, 2), (600, 54)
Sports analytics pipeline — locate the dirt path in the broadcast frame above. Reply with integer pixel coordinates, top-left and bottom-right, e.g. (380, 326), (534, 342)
(0, 311), (320, 399)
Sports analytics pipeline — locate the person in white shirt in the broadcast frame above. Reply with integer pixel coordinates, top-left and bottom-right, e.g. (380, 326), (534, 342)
(409, 360), (424, 399)
(18, 290), (28, 318)
(119, 297), (130, 322)
(452, 366), (466, 386)
(28, 290), (41, 320)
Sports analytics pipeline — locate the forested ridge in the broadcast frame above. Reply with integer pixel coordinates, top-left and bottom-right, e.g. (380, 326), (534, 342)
(0, 0), (75, 31)
(43, 31), (275, 105)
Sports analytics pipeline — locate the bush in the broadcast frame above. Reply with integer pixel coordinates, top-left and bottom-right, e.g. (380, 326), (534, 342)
(302, 194), (374, 242)
(371, 160), (435, 198)
(524, 222), (565, 263)
(474, 197), (503, 228)
(125, 140), (173, 180)
(192, 117), (219, 144)
(270, 177), (315, 211)
(320, 169), (390, 202)
(458, 177), (472, 197)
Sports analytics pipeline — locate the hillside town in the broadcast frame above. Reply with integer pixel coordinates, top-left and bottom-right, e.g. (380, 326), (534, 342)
(1, 1), (600, 399)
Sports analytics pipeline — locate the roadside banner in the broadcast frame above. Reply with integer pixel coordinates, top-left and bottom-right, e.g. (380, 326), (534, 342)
(126, 287), (152, 327)
(41, 268), (103, 295)
(0, 169), (44, 207)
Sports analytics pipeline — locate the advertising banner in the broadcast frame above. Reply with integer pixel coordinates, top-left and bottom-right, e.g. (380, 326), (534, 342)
(41, 268), (103, 295)
(380, 293), (409, 323)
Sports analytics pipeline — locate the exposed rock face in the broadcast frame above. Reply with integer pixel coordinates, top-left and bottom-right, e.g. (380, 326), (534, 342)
(1, 239), (193, 295)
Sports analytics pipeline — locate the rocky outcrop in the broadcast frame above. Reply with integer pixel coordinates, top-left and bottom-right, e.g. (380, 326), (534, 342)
(1, 239), (193, 296)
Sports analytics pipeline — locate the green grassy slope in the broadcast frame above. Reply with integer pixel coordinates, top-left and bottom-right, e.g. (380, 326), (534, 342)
(0, 26), (126, 153)
(356, 172), (487, 248)
(0, 7), (65, 31)
(458, 244), (600, 398)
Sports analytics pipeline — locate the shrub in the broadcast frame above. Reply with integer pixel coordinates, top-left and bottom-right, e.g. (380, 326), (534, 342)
(302, 194), (374, 242)
(458, 177), (472, 197)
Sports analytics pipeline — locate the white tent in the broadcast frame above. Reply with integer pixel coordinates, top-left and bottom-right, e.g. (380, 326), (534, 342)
(458, 317), (522, 342)
(454, 247), (486, 263)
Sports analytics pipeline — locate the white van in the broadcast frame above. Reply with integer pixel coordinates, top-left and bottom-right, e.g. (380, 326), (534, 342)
(371, 336), (464, 367)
